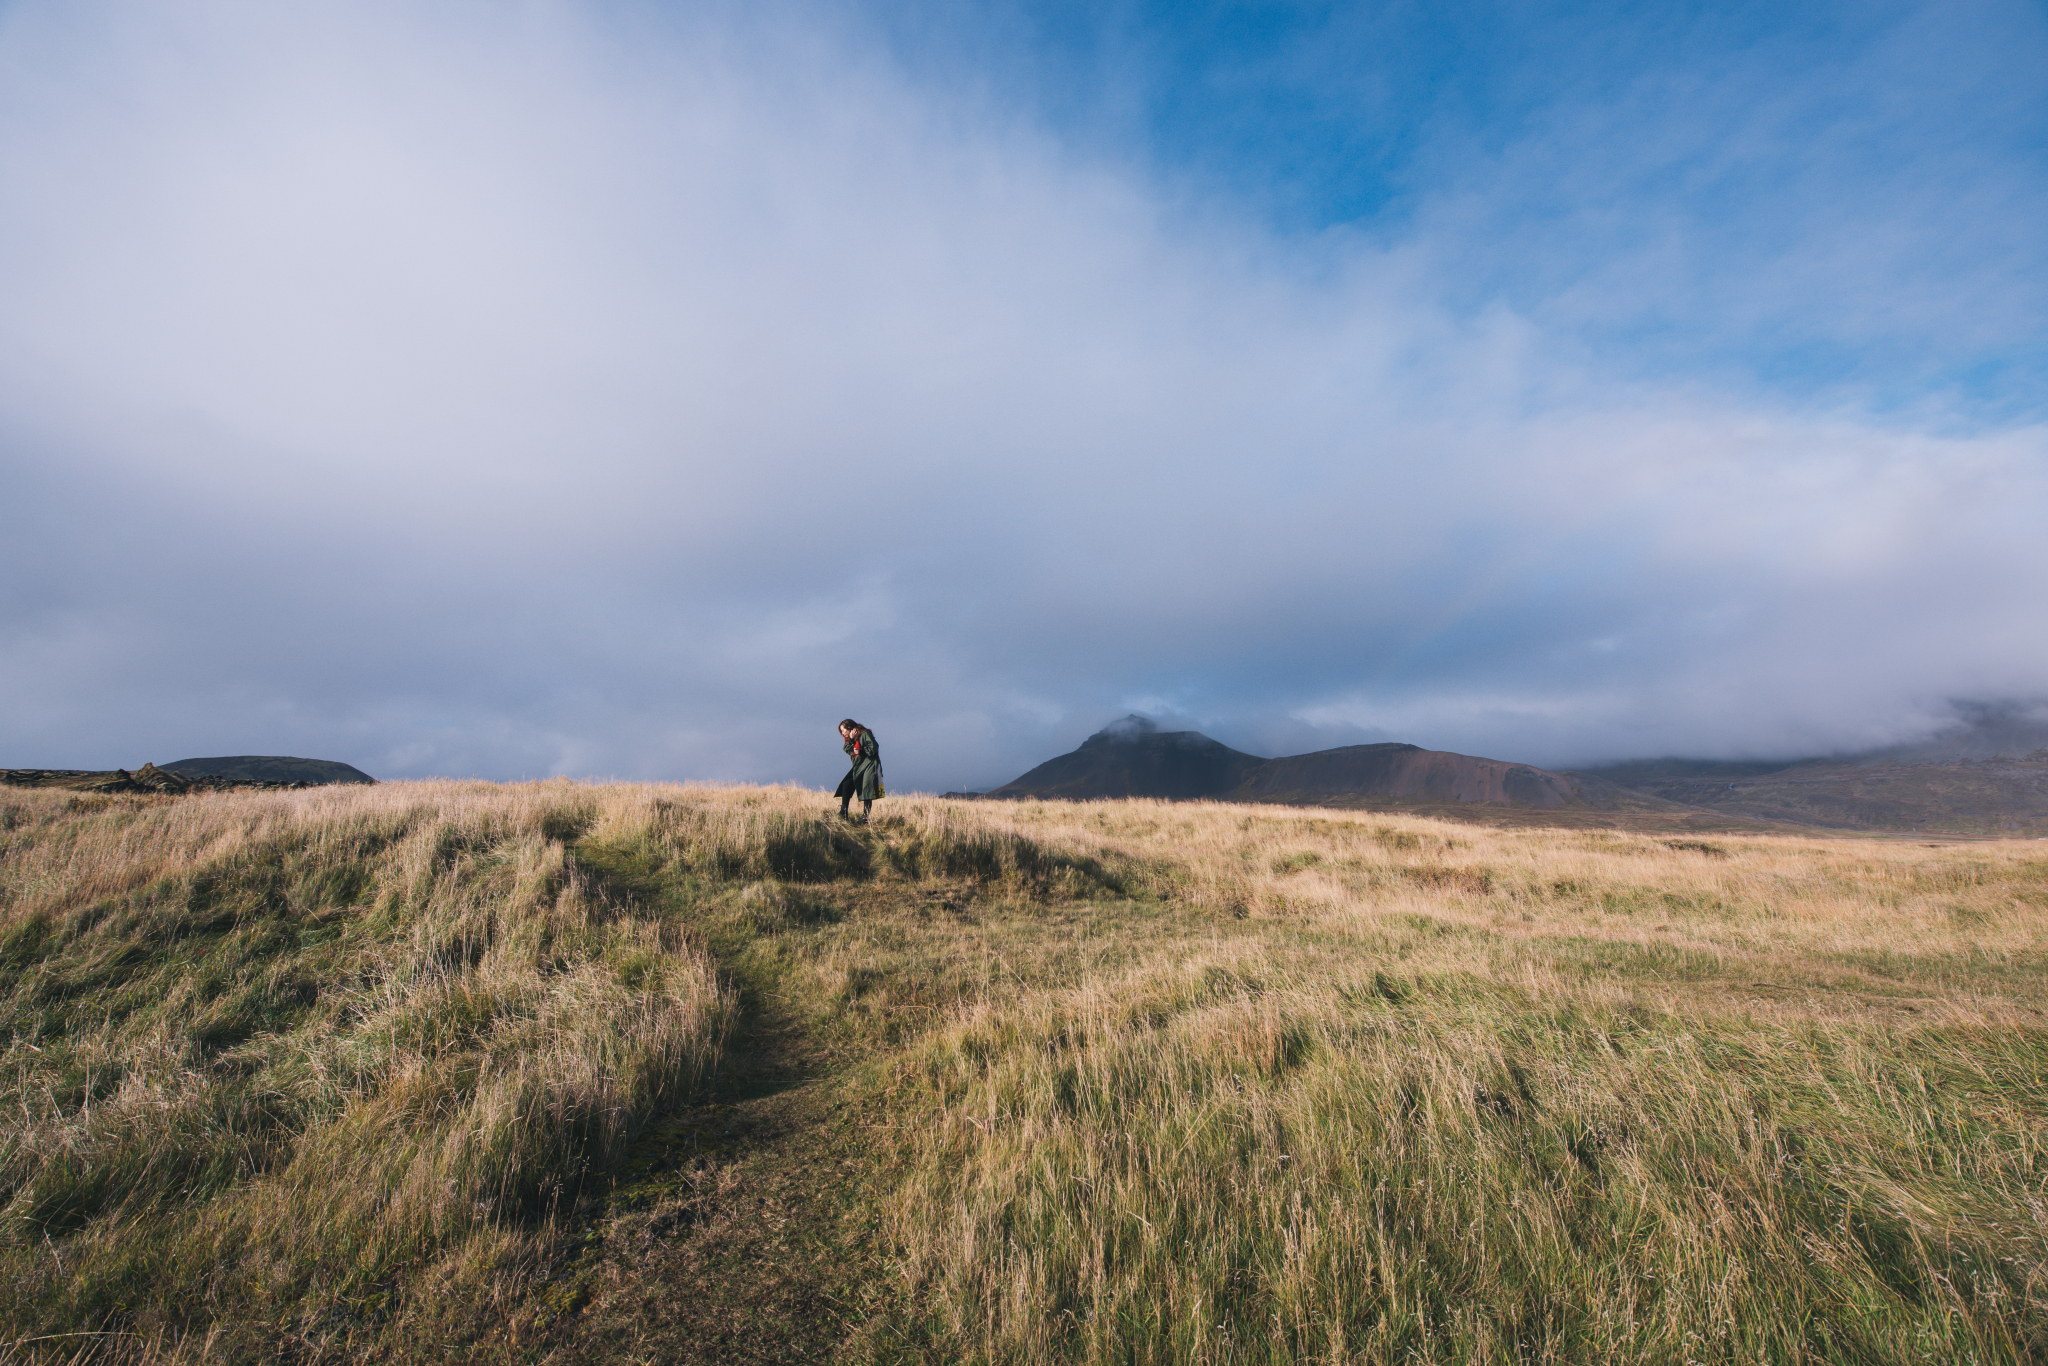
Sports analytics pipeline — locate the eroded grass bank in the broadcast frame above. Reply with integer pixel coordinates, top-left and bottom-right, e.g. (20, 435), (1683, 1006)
(3, 783), (2047, 1362)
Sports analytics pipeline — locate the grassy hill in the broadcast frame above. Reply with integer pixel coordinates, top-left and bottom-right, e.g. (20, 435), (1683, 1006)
(4, 783), (2047, 1363)
(162, 756), (375, 785)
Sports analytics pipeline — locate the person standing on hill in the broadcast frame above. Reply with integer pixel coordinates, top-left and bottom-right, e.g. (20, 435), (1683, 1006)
(835, 719), (882, 821)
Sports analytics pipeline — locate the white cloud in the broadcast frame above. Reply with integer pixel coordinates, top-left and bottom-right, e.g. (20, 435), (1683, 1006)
(1, 0), (2043, 790)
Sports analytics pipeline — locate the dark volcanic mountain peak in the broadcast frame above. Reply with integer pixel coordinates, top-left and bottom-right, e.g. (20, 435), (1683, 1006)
(985, 723), (1598, 810)
(1083, 714), (1162, 744)
(988, 718), (1265, 800)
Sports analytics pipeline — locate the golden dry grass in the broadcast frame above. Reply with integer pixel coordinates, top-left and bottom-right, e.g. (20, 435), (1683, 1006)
(4, 781), (2046, 1363)
(0, 781), (733, 1360)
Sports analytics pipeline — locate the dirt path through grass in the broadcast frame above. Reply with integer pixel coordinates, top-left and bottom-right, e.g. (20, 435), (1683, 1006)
(515, 842), (894, 1365)
(528, 1025), (880, 1363)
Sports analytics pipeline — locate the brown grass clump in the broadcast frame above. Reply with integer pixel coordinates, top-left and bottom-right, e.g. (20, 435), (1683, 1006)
(832, 802), (2048, 1365)
(0, 781), (733, 1359)
(4, 783), (2047, 1363)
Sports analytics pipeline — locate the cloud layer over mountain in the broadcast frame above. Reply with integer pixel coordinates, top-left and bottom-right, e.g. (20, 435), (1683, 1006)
(3, 0), (2044, 790)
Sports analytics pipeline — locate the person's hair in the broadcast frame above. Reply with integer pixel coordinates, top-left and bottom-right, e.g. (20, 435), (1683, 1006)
(839, 718), (863, 733)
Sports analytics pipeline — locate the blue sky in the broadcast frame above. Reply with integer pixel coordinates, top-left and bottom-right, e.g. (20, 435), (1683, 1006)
(2, 0), (2044, 789)
(936, 0), (2048, 410)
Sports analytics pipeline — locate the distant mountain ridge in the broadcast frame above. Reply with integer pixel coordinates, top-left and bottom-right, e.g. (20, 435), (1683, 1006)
(164, 756), (375, 785)
(1853, 702), (2048, 766)
(978, 717), (1607, 814)
(1568, 755), (2048, 836)
(964, 708), (2048, 836)
(1569, 705), (2048, 836)
(1582, 704), (2048, 786)
(1239, 743), (1581, 808)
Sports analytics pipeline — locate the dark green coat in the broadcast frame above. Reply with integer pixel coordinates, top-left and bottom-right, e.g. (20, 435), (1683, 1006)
(836, 730), (882, 802)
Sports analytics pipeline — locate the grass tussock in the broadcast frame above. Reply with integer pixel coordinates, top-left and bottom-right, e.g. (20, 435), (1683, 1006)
(0, 781), (734, 1357)
(891, 972), (2048, 1363)
(818, 799), (2048, 1364)
(4, 783), (2048, 1363)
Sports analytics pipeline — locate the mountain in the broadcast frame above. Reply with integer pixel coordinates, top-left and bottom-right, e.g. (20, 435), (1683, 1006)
(1852, 702), (2048, 766)
(979, 720), (1702, 825)
(164, 756), (376, 785)
(971, 705), (2048, 835)
(1582, 702), (2048, 786)
(1570, 705), (2048, 836)
(1571, 754), (2048, 836)
(981, 716), (1265, 799)
(1569, 757), (1797, 788)
(1230, 742), (1582, 808)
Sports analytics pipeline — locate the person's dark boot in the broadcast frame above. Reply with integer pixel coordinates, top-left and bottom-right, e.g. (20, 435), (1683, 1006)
(860, 800), (873, 823)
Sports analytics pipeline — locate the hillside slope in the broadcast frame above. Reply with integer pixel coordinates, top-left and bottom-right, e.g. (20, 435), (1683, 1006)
(1232, 741), (1580, 807)
(1573, 704), (2048, 835)
(7, 782), (2048, 1363)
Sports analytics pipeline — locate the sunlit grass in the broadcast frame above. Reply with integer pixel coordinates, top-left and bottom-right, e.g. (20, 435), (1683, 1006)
(0, 781), (734, 1359)
(3, 782), (2045, 1362)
